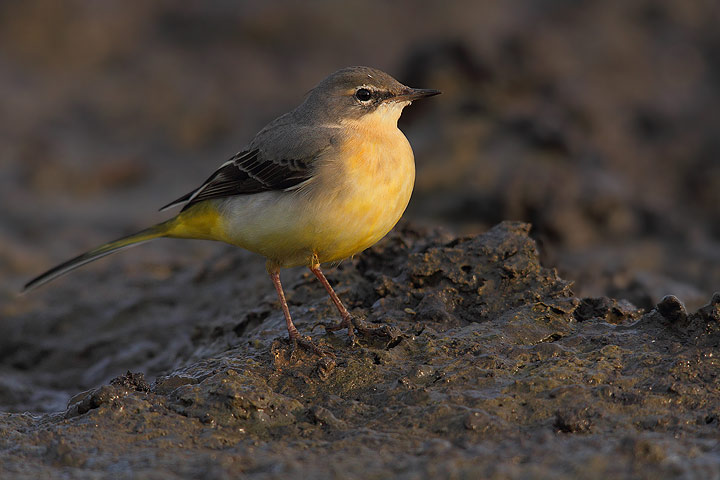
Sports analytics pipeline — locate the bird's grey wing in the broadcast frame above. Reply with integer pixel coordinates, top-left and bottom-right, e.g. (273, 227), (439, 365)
(160, 119), (338, 212)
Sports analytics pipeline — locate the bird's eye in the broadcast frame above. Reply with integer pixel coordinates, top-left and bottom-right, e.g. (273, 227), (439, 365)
(355, 88), (372, 102)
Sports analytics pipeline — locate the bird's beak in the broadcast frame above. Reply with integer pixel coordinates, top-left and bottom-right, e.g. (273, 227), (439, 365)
(388, 88), (441, 103)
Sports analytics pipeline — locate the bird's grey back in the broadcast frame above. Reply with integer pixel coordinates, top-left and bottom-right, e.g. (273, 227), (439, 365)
(248, 111), (340, 170)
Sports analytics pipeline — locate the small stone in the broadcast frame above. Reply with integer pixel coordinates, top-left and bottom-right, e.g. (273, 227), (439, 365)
(711, 292), (720, 305)
(309, 406), (345, 429)
(313, 356), (336, 380)
(554, 408), (593, 433)
(656, 295), (688, 324)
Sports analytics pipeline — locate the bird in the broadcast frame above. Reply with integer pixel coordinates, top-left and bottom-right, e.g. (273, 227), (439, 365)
(23, 66), (440, 354)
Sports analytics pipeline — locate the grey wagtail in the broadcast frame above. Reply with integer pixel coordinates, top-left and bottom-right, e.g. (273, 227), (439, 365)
(23, 66), (440, 354)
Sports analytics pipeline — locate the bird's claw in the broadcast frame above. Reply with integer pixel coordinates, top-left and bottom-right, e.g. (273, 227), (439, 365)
(315, 315), (401, 346)
(289, 334), (335, 358)
(313, 315), (356, 343)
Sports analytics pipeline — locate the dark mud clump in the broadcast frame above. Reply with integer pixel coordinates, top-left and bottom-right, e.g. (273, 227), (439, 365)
(2, 222), (719, 478)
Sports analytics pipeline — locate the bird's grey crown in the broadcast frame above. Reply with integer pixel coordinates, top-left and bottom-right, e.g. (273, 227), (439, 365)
(313, 66), (407, 95)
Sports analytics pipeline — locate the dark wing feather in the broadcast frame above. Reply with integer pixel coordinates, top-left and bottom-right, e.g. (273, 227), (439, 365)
(159, 114), (338, 212)
(160, 149), (313, 212)
(188, 149), (311, 205)
(159, 190), (195, 211)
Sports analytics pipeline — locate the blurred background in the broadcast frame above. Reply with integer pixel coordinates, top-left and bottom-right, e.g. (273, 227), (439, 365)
(1, 0), (719, 345)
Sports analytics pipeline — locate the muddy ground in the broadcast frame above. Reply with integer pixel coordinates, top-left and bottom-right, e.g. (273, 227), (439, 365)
(1, 1), (720, 478)
(3, 223), (719, 478)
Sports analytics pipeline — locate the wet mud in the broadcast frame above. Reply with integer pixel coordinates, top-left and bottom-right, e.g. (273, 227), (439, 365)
(2, 223), (719, 478)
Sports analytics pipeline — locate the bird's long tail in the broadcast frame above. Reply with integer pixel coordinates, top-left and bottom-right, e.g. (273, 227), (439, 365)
(22, 202), (227, 292)
(22, 221), (173, 292)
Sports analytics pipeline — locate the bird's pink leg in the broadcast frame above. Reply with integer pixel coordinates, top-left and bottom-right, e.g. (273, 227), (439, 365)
(269, 270), (300, 339)
(269, 270), (330, 356)
(309, 265), (354, 332)
(310, 263), (401, 344)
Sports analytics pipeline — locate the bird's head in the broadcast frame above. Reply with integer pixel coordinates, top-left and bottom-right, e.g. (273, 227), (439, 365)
(298, 66), (440, 127)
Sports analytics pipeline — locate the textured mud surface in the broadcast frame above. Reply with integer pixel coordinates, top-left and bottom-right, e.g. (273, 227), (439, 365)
(2, 223), (719, 478)
(2, 1), (720, 478)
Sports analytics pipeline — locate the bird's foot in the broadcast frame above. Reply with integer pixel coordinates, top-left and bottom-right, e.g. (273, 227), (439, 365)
(317, 315), (357, 343)
(315, 315), (401, 346)
(289, 332), (335, 358)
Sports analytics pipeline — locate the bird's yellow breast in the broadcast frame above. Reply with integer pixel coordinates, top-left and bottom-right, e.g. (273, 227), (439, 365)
(308, 121), (415, 263)
(214, 102), (416, 268)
